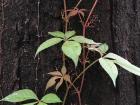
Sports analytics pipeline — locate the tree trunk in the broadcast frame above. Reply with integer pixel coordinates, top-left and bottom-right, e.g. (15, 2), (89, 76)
(112, 0), (140, 105)
(0, 0), (140, 105)
(0, 0), (62, 105)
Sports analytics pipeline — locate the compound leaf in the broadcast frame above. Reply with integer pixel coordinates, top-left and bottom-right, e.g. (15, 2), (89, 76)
(105, 53), (140, 76)
(65, 31), (76, 39)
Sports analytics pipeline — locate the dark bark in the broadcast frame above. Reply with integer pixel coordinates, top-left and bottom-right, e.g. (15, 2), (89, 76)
(0, 0), (62, 105)
(132, 0), (140, 105)
(112, 0), (140, 105)
(0, 0), (140, 105)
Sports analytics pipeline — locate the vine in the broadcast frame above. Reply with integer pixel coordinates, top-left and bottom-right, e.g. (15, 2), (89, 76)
(34, 0), (41, 93)
(1, 0), (140, 105)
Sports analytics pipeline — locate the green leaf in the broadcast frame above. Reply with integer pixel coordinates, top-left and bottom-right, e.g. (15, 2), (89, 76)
(69, 36), (95, 44)
(1, 89), (38, 102)
(41, 93), (61, 104)
(37, 102), (47, 105)
(62, 41), (81, 67)
(65, 31), (76, 39)
(99, 58), (118, 86)
(35, 38), (63, 56)
(22, 102), (37, 105)
(105, 53), (140, 76)
(48, 31), (64, 38)
(98, 43), (109, 53)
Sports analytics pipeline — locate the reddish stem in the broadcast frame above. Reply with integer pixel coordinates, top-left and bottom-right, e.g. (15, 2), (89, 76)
(62, 0), (99, 104)
(84, 0), (98, 28)
(80, 0), (98, 93)
(78, 92), (82, 105)
(79, 26), (86, 92)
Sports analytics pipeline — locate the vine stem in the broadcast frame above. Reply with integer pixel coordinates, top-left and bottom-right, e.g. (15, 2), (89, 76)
(62, 53), (66, 66)
(35, 0), (40, 93)
(62, 0), (83, 105)
(84, 0), (98, 28)
(62, 86), (70, 105)
(62, 58), (99, 105)
(70, 82), (82, 105)
(62, 1), (69, 105)
(62, 0), (67, 66)
(73, 58), (99, 84)
(62, 0), (99, 104)
(80, 27), (86, 92)
(63, 0), (68, 32)
(80, 0), (98, 93)
(74, 0), (82, 9)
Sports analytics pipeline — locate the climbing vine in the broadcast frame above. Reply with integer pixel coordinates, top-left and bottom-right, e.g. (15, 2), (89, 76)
(1, 0), (140, 105)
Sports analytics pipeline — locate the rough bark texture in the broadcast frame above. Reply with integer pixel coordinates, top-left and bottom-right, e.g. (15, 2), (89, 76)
(0, 0), (140, 105)
(112, 0), (140, 105)
(0, 0), (62, 105)
(133, 0), (140, 105)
